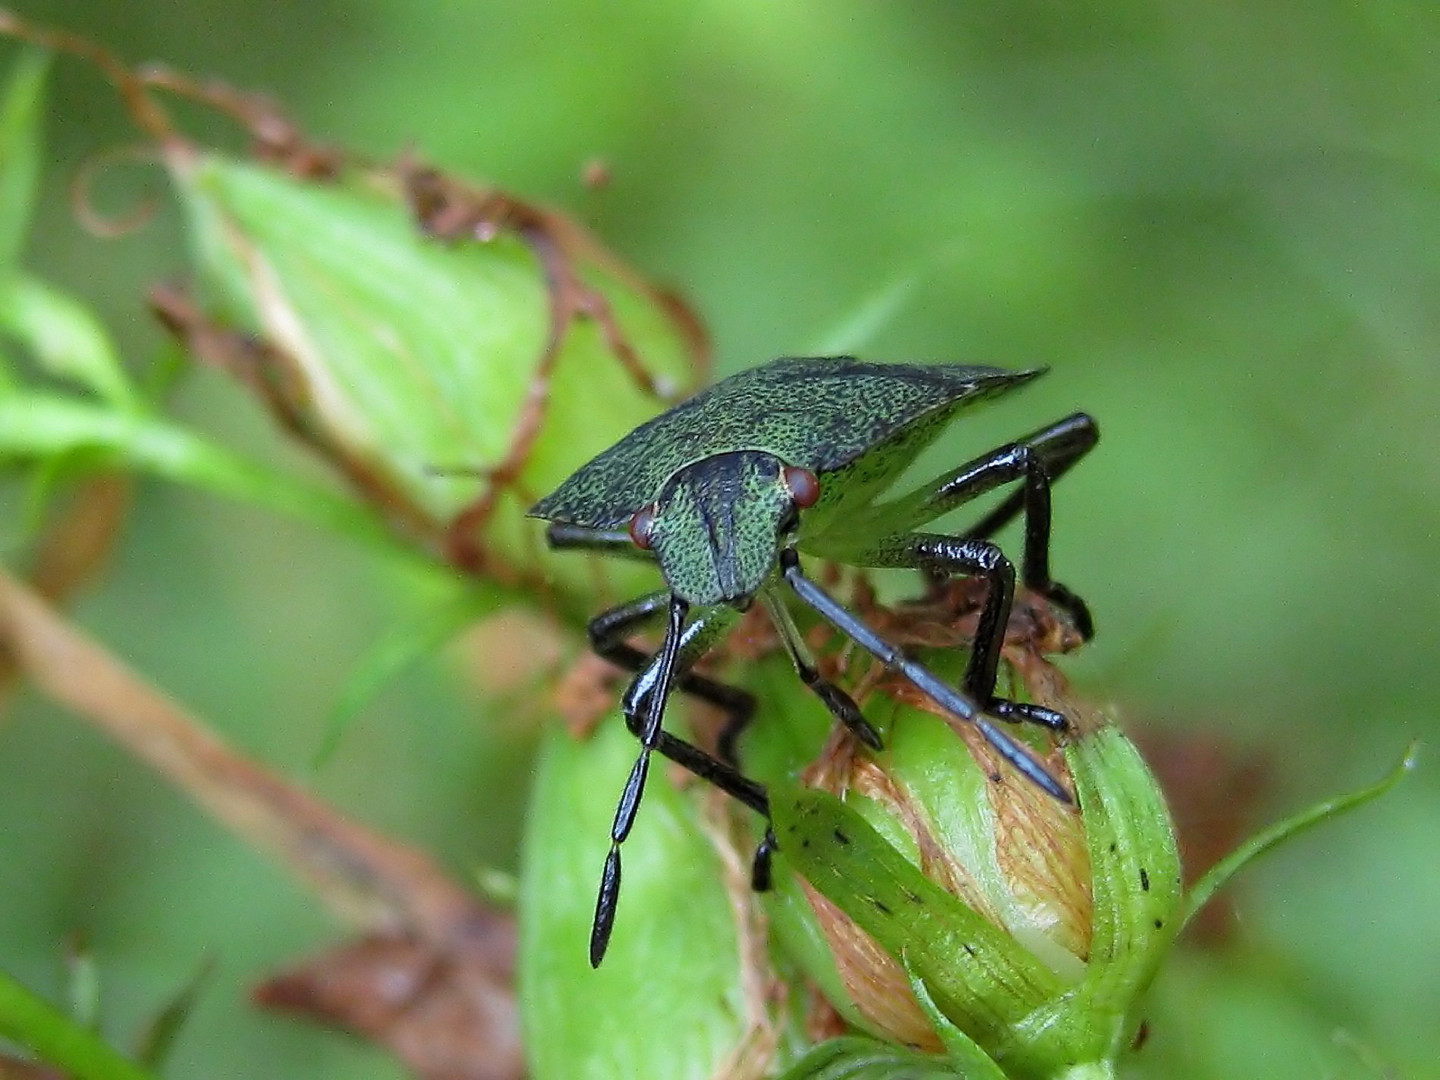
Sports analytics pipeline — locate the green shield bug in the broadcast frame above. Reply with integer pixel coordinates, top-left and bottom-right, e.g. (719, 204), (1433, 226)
(529, 356), (1097, 965)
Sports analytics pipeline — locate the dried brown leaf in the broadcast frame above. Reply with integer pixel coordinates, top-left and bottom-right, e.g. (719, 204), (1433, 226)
(254, 932), (521, 1080)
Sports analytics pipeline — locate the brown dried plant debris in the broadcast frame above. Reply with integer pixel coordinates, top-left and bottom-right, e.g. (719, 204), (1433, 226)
(0, 1058), (65, 1080)
(0, 569), (520, 1075)
(254, 932), (522, 1080)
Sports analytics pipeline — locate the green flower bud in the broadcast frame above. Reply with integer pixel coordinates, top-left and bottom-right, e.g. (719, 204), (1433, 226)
(751, 605), (1181, 1078)
(157, 138), (701, 606)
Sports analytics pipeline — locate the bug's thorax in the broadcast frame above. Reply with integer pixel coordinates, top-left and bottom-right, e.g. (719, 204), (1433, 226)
(640, 450), (816, 607)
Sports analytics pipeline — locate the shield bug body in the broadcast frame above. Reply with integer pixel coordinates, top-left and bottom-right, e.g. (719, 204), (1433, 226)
(530, 356), (1097, 965)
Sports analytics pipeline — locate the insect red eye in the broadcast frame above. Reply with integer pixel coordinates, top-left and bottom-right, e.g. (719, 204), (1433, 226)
(627, 503), (657, 549)
(782, 466), (821, 509)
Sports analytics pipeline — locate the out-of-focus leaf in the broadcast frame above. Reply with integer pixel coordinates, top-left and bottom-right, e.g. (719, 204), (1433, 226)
(1180, 742), (1418, 933)
(519, 720), (762, 1080)
(806, 266), (925, 357)
(0, 275), (139, 409)
(313, 582), (507, 767)
(131, 958), (213, 1071)
(0, 47), (47, 276)
(0, 967), (154, 1080)
(0, 392), (406, 554)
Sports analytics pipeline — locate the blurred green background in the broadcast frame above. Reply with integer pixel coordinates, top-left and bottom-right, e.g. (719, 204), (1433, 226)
(1, 1), (1437, 1077)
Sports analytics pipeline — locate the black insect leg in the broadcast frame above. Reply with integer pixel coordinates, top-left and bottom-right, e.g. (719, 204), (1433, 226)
(865, 531), (1066, 732)
(906, 413), (1098, 639)
(588, 591), (757, 765)
(780, 549), (1070, 804)
(550, 522), (760, 764)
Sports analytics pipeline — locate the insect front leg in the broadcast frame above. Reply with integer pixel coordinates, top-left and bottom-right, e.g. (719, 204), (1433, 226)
(758, 590), (882, 750)
(588, 591), (757, 765)
(591, 595), (686, 967)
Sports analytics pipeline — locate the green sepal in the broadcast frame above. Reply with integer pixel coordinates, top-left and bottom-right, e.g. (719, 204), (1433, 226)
(518, 718), (760, 1080)
(1011, 725), (1184, 1069)
(903, 958), (1008, 1079)
(769, 783), (1062, 1053)
(773, 1035), (960, 1080)
(1179, 741), (1417, 933)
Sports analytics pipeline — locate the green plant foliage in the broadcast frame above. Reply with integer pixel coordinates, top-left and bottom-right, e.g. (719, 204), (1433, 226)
(0, 45), (44, 276)
(0, 5), (1436, 1079)
(312, 580), (509, 765)
(0, 967), (156, 1080)
(0, 273), (139, 408)
(169, 151), (695, 608)
(0, 390), (401, 549)
(1179, 743), (1419, 933)
(774, 1035), (966, 1080)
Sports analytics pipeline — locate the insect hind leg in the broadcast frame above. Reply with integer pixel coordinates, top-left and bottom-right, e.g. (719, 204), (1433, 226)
(907, 412), (1098, 640)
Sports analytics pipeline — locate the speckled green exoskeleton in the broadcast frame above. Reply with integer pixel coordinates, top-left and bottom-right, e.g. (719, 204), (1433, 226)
(529, 356), (1098, 965)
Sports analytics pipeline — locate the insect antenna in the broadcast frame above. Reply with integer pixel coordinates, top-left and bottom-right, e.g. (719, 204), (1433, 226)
(590, 594), (689, 966)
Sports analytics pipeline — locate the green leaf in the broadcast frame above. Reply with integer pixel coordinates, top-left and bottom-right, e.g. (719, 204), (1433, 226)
(64, 937), (100, 1032)
(0, 966), (156, 1080)
(0, 47), (47, 276)
(518, 720), (756, 1080)
(1180, 742), (1418, 933)
(0, 274), (140, 409)
(0, 391), (406, 555)
(773, 1036), (960, 1080)
(312, 583), (506, 767)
